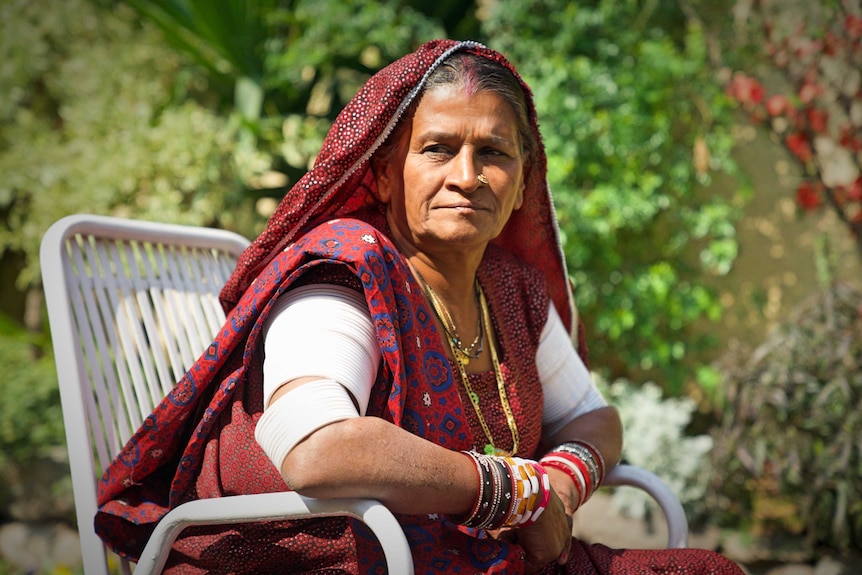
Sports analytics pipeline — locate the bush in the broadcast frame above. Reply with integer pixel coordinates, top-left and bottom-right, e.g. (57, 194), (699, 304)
(0, 314), (63, 470)
(0, 0), (253, 290)
(710, 281), (862, 553)
(596, 376), (714, 525)
(0, 312), (72, 523)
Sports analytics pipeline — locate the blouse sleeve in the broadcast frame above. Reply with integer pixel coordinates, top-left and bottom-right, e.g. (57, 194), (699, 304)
(538, 301), (608, 437)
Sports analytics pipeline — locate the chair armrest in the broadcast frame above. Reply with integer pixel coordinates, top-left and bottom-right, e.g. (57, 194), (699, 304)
(603, 464), (689, 549)
(134, 492), (414, 575)
(132, 466), (684, 575)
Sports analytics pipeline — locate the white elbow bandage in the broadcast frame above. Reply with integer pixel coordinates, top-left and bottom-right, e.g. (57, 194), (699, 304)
(254, 378), (359, 474)
(262, 284), (379, 413)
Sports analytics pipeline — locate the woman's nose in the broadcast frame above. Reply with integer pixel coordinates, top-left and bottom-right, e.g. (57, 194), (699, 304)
(446, 149), (482, 192)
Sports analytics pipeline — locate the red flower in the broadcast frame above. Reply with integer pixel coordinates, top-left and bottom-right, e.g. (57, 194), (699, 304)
(847, 178), (862, 202)
(846, 14), (862, 40)
(786, 132), (813, 163)
(798, 82), (820, 105)
(823, 31), (840, 56)
(766, 94), (790, 116)
(728, 73), (765, 105)
(795, 181), (822, 211)
(807, 108), (828, 133)
(750, 83), (765, 104)
(839, 126), (861, 151)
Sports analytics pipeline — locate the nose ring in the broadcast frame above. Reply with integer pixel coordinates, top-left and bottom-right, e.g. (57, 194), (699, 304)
(477, 174), (489, 185)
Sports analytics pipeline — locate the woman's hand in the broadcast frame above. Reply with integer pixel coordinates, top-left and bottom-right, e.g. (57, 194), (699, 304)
(516, 487), (573, 573)
(546, 466), (581, 516)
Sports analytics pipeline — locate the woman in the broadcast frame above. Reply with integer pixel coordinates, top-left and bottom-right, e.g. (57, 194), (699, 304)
(96, 39), (743, 574)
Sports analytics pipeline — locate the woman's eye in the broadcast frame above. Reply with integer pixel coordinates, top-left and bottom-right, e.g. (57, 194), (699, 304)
(481, 147), (507, 158)
(424, 145), (450, 155)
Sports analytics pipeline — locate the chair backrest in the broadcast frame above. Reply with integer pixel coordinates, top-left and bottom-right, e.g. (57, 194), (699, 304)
(40, 214), (250, 575)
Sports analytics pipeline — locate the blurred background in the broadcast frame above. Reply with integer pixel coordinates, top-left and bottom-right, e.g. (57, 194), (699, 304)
(1, 0), (860, 573)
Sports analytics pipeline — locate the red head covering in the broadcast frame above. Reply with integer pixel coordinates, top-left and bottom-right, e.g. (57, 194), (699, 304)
(220, 39), (575, 333)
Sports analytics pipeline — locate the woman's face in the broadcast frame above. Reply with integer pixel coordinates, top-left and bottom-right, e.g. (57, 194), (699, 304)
(378, 86), (526, 259)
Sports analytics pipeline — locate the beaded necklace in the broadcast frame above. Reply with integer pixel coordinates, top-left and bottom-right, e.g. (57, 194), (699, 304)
(412, 268), (520, 456)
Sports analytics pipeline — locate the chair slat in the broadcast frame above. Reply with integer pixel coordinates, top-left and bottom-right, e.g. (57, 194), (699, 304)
(105, 240), (157, 428)
(70, 237), (127, 467)
(126, 240), (177, 410)
(154, 245), (200, 379)
(196, 249), (230, 333)
(170, 246), (214, 360)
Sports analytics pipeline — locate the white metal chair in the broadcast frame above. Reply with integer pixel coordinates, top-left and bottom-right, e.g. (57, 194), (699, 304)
(40, 214), (687, 575)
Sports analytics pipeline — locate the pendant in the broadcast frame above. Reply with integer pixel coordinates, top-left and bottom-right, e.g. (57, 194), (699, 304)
(484, 443), (510, 456)
(454, 348), (470, 366)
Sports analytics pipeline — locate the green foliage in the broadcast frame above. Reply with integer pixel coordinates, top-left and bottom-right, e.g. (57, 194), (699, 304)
(0, 0), (255, 289)
(2, 0), (745, 398)
(710, 281), (862, 552)
(0, 555), (84, 575)
(596, 376), (714, 524)
(0, 313), (63, 469)
(484, 0), (743, 393)
(126, 0), (277, 156)
(259, 0), (447, 178)
(124, 0), (452, 202)
(127, 0), (274, 83)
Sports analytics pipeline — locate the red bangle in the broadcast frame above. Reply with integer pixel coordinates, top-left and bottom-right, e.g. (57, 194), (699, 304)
(540, 451), (593, 505)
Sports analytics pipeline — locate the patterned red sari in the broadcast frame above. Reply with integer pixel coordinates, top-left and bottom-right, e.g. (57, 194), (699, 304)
(95, 40), (743, 574)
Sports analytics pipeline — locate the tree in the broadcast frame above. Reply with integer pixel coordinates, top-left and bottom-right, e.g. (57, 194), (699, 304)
(0, 0), (251, 292)
(484, 0), (744, 394)
(127, 0), (469, 203)
(726, 0), (862, 259)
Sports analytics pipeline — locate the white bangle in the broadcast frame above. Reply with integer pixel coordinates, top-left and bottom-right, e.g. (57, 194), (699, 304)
(254, 379), (359, 478)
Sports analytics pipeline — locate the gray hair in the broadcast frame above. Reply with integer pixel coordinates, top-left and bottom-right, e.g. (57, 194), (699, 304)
(422, 52), (536, 163)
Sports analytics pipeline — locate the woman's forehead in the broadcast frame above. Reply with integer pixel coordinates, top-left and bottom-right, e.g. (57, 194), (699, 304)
(409, 88), (521, 142)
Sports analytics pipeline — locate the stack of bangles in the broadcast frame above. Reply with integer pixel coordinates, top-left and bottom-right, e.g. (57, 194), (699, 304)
(456, 451), (551, 530)
(539, 440), (606, 511)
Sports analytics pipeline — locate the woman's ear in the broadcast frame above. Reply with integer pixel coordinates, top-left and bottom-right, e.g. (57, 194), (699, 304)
(514, 180), (525, 211)
(513, 164), (528, 210)
(372, 156), (393, 204)
(372, 119), (411, 205)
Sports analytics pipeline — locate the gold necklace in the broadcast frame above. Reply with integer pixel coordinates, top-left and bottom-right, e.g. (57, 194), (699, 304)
(422, 280), (484, 365)
(466, 285), (520, 456)
(410, 266), (520, 456)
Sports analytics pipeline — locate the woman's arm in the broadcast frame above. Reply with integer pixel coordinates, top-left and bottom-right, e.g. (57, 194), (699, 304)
(536, 303), (624, 516)
(258, 281), (572, 568)
(541, 406), (622, 514)
(259, 281), (479, 516)
(543, 405), (623, 474)
(274, 381), (477, 515)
